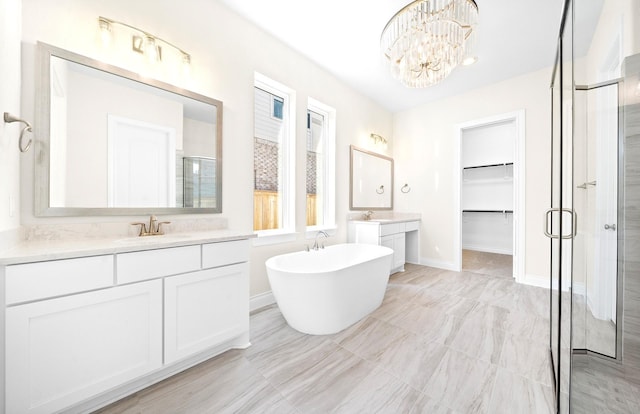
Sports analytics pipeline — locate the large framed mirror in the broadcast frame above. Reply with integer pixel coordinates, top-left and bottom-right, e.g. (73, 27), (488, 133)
(34, 42), (223, 216)
(349, 145), (393, 210)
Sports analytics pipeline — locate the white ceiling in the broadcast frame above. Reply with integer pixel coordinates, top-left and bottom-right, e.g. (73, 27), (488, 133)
(218, 0), (603, 113)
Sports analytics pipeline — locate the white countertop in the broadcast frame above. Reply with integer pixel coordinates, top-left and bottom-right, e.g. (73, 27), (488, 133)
(348, 213), (421, 225)
(0, 229), (256, 265)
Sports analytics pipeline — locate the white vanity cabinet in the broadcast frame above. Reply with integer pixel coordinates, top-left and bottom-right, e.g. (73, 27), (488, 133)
(164, 239), (250, 364)
(380, 224), (405, 273)
(1, 235), (251, 414)
(165, 263), (248, 363)
(348, 219), (420, 273)
(6, 279), (163, 414)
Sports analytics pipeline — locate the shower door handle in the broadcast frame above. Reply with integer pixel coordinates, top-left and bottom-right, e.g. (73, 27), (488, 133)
(604, 223), (617, 231)
(544, 208), (577, 239)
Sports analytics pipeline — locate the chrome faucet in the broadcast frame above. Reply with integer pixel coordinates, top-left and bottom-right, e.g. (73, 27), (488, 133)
(131, 215), (171, 236)
(363, 210), (374, 221)
(312, 230), (329, 250)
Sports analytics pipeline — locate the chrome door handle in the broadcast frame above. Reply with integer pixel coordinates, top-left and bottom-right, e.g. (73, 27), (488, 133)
(544, 208), (577, 239)
(544, 209), (555, 238)
(604, 224), (617, 231)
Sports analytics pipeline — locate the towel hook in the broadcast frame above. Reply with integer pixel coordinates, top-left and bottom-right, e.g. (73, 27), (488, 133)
(376, 185), (385, 194)
(401, 183), (411, 193)
(3, 112), (32, 153)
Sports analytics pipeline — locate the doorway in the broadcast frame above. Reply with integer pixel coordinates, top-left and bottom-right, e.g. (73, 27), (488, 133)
(454, 111), (525, 280)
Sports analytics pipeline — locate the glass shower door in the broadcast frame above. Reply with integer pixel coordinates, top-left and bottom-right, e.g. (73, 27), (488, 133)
(573, 82), (619, 358)
(548, 3), (574, 412)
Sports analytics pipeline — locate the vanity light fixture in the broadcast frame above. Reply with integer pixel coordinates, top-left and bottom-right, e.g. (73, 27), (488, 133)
(380, 0), (479, 88)
(98, 16), (190, 68)
(370, 133), (387, 145)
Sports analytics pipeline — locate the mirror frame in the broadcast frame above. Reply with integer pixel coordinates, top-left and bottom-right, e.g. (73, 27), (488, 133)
(349, 145), (394, 211)
(34, 42), (223, 216)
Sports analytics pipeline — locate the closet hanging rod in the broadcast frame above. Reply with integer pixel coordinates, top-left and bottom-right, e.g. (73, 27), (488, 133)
(462, 162), (513, 170)
(462, 209), (513, 214)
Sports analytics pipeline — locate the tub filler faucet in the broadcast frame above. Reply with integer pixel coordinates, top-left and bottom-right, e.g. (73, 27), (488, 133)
(312, 230), (329, 251)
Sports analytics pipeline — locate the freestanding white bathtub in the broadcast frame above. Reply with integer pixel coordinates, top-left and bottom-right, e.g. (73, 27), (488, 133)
(265, 243), (393, 335)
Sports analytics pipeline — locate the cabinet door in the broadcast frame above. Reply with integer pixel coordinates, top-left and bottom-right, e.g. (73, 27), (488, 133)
(393, 233), (406, 271)
(6, 280), (162, 414)
(164, 263), (249, 363)
(381, 234), (406, 273)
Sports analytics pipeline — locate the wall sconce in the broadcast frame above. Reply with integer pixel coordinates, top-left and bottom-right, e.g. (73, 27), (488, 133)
(370, 133), (387, 145)
(98, 16), (190, 68)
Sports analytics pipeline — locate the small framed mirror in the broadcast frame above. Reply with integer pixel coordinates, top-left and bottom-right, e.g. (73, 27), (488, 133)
(35, 42), (223, 216)
(349, 145), (393, 210)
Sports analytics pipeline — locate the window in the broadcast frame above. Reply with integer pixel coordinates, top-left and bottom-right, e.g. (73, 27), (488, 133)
(306, 98), (336, 230)
(272, 97), (284, 120)
(253, 73), (296, 241)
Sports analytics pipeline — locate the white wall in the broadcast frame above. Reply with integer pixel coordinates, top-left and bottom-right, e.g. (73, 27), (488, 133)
(393, 67), (551, 281)
(19, 0), (392, 296)
(582, 0), (639, 84)
(0, 0), (22, 234)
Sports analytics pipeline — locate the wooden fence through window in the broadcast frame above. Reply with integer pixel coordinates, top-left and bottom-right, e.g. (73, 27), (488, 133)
(253, 191), (317, 230)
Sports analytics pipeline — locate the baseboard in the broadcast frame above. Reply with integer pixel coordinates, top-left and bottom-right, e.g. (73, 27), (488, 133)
(519, 275), (584, 292)
(419, 257), (458, 271)
(462, 245), (513, 255)
(519, 274), (549, 289)
(250, 291), (275, 312)
(572, 282), (585, 296)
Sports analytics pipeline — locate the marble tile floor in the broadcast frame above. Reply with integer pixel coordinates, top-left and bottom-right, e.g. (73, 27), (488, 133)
(572, 294), (617, 357)
(98, 263), (553, 414)
(462, 249), (513, 279)
(571, 354), (640, 414)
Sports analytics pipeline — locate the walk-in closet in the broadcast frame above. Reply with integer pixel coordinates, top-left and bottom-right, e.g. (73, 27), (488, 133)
(460, 115), (520, 276)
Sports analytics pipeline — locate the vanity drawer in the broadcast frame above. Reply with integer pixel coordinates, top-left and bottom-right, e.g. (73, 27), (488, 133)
(405, 221), (420, 232)
(117, 246), (200, 284)
(379, 223), (401, 236)
(202, 239), (250, 269)
(6, 255), (114, 305)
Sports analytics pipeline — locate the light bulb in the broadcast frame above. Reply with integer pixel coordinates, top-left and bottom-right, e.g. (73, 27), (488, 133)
(145, 36), (159, 62)
(182, 53), (191, 77)
(98, 18), (111, 47)
(462, 56), (478, 66)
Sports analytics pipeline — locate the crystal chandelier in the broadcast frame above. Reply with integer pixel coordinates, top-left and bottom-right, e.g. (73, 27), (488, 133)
(381, 0), (479, 88)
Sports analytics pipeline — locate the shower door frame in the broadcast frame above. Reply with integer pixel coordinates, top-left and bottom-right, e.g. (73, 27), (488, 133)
(573, 78), (624, 361)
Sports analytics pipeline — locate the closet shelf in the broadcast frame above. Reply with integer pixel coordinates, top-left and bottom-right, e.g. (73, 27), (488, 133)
(463, 209), (513, 213)
(462, 162), (513, 170)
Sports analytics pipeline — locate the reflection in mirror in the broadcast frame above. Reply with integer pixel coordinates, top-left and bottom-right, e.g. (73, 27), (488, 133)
(349, 145), (393, 210)
(35, 42), (222, 216)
